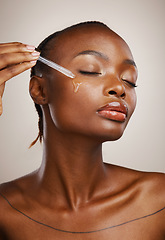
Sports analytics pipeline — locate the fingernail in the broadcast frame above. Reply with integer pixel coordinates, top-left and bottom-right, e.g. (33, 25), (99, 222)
(26, 45), (35, 51)
(31, 51), (40, 57)
(30, 60), (37, 65)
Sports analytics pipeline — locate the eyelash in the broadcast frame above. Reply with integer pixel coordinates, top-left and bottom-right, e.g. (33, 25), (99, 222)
(79, 70), (101, 75)
(122, 79), (137, 88)
(79, 71), (137, 88)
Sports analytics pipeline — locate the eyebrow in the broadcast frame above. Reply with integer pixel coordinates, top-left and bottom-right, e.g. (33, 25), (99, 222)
(75, 50), (137, 68)
(123, 59), (137, 68)
(75, 50), (109, 60)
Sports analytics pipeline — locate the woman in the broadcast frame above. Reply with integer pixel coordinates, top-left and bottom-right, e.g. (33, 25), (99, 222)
(0, 21), (164, 239)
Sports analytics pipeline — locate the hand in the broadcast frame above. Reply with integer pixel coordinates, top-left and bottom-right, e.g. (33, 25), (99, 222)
(0, 42), (40, 115)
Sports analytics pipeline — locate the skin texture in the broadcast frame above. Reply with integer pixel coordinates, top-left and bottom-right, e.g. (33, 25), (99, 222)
(0, 25), (165, 240)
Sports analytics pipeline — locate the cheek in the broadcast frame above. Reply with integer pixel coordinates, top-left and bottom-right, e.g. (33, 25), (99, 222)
(47, 77), (73, 129)
(47, 79), (91, 132)
(47, 78), (104, 135)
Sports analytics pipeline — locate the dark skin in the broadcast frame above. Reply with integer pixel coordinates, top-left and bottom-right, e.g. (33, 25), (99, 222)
(0, 25), (165, 240)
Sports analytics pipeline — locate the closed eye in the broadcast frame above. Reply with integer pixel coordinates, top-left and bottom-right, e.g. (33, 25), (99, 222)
(122, 79), (137, 88)
(79, 70), (101, 76)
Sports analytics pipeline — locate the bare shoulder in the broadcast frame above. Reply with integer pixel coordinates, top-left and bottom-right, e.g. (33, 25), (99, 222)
(120, 165), (164, 215)
(136, 170), (165, 232)
(105, 163), (165, 211)
(0, 180), (20, 237)
(106, 164), (165, 233)
(0, 172), (37, 232)
(137, 170), (165, 206)
(0, 179), (20, 212)
(0, 178), (25, 221)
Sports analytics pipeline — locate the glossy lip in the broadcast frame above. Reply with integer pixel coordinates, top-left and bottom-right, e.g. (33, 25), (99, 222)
(97, 101), (128, 121)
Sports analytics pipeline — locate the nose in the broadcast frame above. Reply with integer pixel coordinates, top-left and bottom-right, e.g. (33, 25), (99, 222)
(103, 76), (126, 99)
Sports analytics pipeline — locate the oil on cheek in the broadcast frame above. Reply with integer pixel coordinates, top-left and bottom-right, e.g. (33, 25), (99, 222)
(72, 78), (83, 93)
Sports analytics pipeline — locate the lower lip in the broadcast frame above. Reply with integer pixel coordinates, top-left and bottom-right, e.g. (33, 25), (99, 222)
(97, 110), (126, 122)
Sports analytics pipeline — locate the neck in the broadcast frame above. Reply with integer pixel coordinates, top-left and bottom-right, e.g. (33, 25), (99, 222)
(37, 123), (107, 209)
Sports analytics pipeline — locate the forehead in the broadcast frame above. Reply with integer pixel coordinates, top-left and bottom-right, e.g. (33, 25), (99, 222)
(49, 25), (133, 64)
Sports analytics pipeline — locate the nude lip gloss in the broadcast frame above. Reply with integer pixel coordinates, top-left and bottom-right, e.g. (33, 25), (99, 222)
(97, 102), (128, 122)
(98, 110), (126, 122)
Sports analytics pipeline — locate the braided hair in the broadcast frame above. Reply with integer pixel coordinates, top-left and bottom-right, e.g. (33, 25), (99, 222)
(29, 21), (109, 147)
(29, 31), (61, 147)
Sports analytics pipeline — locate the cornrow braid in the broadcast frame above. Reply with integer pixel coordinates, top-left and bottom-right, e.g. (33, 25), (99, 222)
(29, 32), (61, 148)
(29, 103), (43, 148)
(29, 21), (110, 147)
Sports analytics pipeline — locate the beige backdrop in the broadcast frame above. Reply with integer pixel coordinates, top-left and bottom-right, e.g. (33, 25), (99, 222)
(0, 0), (164, 183)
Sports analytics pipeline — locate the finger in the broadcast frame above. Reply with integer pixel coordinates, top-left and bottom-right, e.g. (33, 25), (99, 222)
(0, 42), (23, 46)
(0, 96), (2, 116)
(0, 60), (37, 85)
(0, 42), (36, 54)
(0, 51), (40, 69)
(0, 83), (5, 116)
(0, 82), (5, 97)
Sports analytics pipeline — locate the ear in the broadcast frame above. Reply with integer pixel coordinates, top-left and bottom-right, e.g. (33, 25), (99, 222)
(29, 76), (48, 105)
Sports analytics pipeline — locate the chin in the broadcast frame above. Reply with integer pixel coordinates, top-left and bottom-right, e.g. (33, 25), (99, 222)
(95, 120), (127, 142)
(86, 124), (126, 143)
(101, 131), (124, 142)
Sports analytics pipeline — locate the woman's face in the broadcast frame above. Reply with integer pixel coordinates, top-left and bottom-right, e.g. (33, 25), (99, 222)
(45, 25), (138, 141)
